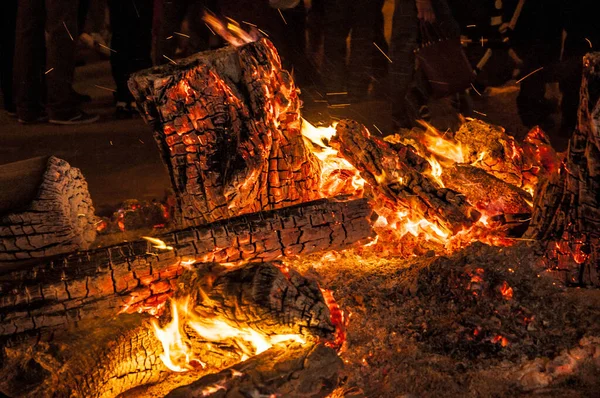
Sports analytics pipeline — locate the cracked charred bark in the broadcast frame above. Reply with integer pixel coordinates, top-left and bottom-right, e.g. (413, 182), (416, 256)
(0, 264), (339, 397)
(0, 156), (97, 262)
(166, 342), (342, 398)
(0, 197), (370, 340)
(525, 53), (600, 286)
(330, 119), (480, 235)
(129, 38), (321, 227)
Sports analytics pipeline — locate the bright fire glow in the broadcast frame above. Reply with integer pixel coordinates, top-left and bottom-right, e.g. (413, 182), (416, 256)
(152, 297), (305, 372)
(203, 12), (258, 47)
(143, 236), (173, 251)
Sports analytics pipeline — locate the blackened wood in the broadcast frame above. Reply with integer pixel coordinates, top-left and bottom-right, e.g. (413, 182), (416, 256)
(525, 53), (600, 286)
(0, 156), (97, 262)
(166, 343), (342, 398)
(442, 164), (532, 216)
(0, 197), (372, 339)
(129, 39), (321, 227)
(331, 119), (480, 235)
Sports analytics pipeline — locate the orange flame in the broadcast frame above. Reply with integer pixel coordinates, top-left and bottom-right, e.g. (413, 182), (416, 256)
(152, 297), (306, 372)
(203, 12), (258, 47)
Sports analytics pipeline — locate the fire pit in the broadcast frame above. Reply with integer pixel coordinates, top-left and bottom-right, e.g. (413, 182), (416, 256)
(1, 19), (600, 398)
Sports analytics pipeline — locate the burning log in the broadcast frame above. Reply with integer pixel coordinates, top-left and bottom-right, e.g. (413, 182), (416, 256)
(525, 53), (600, 286)
(454, 120), (532, 191)
(0, 197), (371, 339)
(330, 119), (480, 235)
(129, 38), (321, 227)
(166, 342), (342, 398)
(441, 164), (532, 216)
(0, 263), (340, 397)
(0, 156), (97, 262)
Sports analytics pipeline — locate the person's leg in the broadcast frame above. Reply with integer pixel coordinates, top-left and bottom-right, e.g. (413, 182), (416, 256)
(45, 0), (78, 119)
(156, 0), (188, 64)
(322, 0), (352, 98)
(0, 0), (18, 113)
(348, 0), (384, 100)
(108, 0), (153, 108)
(13, 0), (46, 121)
(390, 0), (419, 128)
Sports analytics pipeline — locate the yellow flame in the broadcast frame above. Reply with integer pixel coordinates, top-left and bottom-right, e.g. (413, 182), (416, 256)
(152, 297), (305, 372)
(143, 236), (173, 250)
(203, 12), (257, 47)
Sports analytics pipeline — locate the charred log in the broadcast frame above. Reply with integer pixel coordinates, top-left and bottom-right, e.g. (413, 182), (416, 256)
(0, 263), (339, 397)
(442, 164), (532, 216)
(129, 38), (321, 227)
(330, 119), (480, 235)
(0, 197), (370, 339)
(526, 53), (600, 286)
(0, 156), (97, 262)
(166, 342), (342, 398)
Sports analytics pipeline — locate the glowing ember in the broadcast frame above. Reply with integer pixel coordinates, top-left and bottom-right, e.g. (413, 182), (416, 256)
(500, 281), (514, 300)
(143, 236), (173, 251)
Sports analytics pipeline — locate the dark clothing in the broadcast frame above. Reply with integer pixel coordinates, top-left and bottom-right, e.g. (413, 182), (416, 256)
(108, 0), (153, 103)
(155, 0), (218, 65)
(321, 0), (387, 99)
(0, 0), (18, 112)
(13, 0), (78, 120)
(512, 0), (563, 128)
(390, 0), (459, 128)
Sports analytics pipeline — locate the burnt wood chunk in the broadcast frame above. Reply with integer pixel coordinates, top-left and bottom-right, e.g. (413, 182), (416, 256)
(0, 156), (97, 262)
(525, 52), (600, 286)
(166, 343), (342, 398)
(442, 164), (532, 216)
(0, 197), (372, 339)
(330, 119), (480, 235)
(129, 38), (321, 227)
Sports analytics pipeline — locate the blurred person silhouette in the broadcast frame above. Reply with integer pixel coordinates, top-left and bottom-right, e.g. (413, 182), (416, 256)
(0, 0), (18, 116)
(13, 0), (99, 124)
(320, 0), (388, 104)
(107, 0), (153, 118)
(390, 0), (461, 129)
(155, 0), (219, 65)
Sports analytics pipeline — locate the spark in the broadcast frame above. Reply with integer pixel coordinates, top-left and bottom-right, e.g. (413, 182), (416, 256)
(63, 21), (74, 41)
(110, 141), (113, 145)
(205, 24), (215, 35)
(94, 84), (116, 92)
(132, 0), (140, 18)
(585, 38), (592, 48)
(174, 31), (190, 38)
(470, 83), (482, 97)
(166, 35), (174, 40)
(258, 28), (269, 37)
(466, 24), (476, 28)
(473, 110), (487, 116)
(242, 21), (257, 27)
(45, 68), (54, 75)
(373, 42), (392, 63)
(373, 124), (383, 135)
(328, 103), (351, 108)
(139, 139), (144, 144)
(277, 9), (287, 25)
(163, 55), (178, 65)
(516, 67), (544, 84)
(326, 92), (347, 96)
(98, 43), (117, 53)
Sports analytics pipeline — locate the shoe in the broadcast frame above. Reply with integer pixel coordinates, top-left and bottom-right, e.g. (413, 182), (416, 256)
(115, 101), (138, 119)
(72, 90), (92, 104)
(18, 114), (49, 124)
(49, 110), (99, 125)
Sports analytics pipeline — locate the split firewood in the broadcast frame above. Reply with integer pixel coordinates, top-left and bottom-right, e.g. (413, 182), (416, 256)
(525, 53), (600, 286)
(330, 119), (480, 235)
(0, 263), (340, 397)
(0, 197), (371, 339)
(441, 164), (532, 216)
(0, 156), (97, 262)
(166, 342), (342, 398)
(129, 38), (321, 227)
